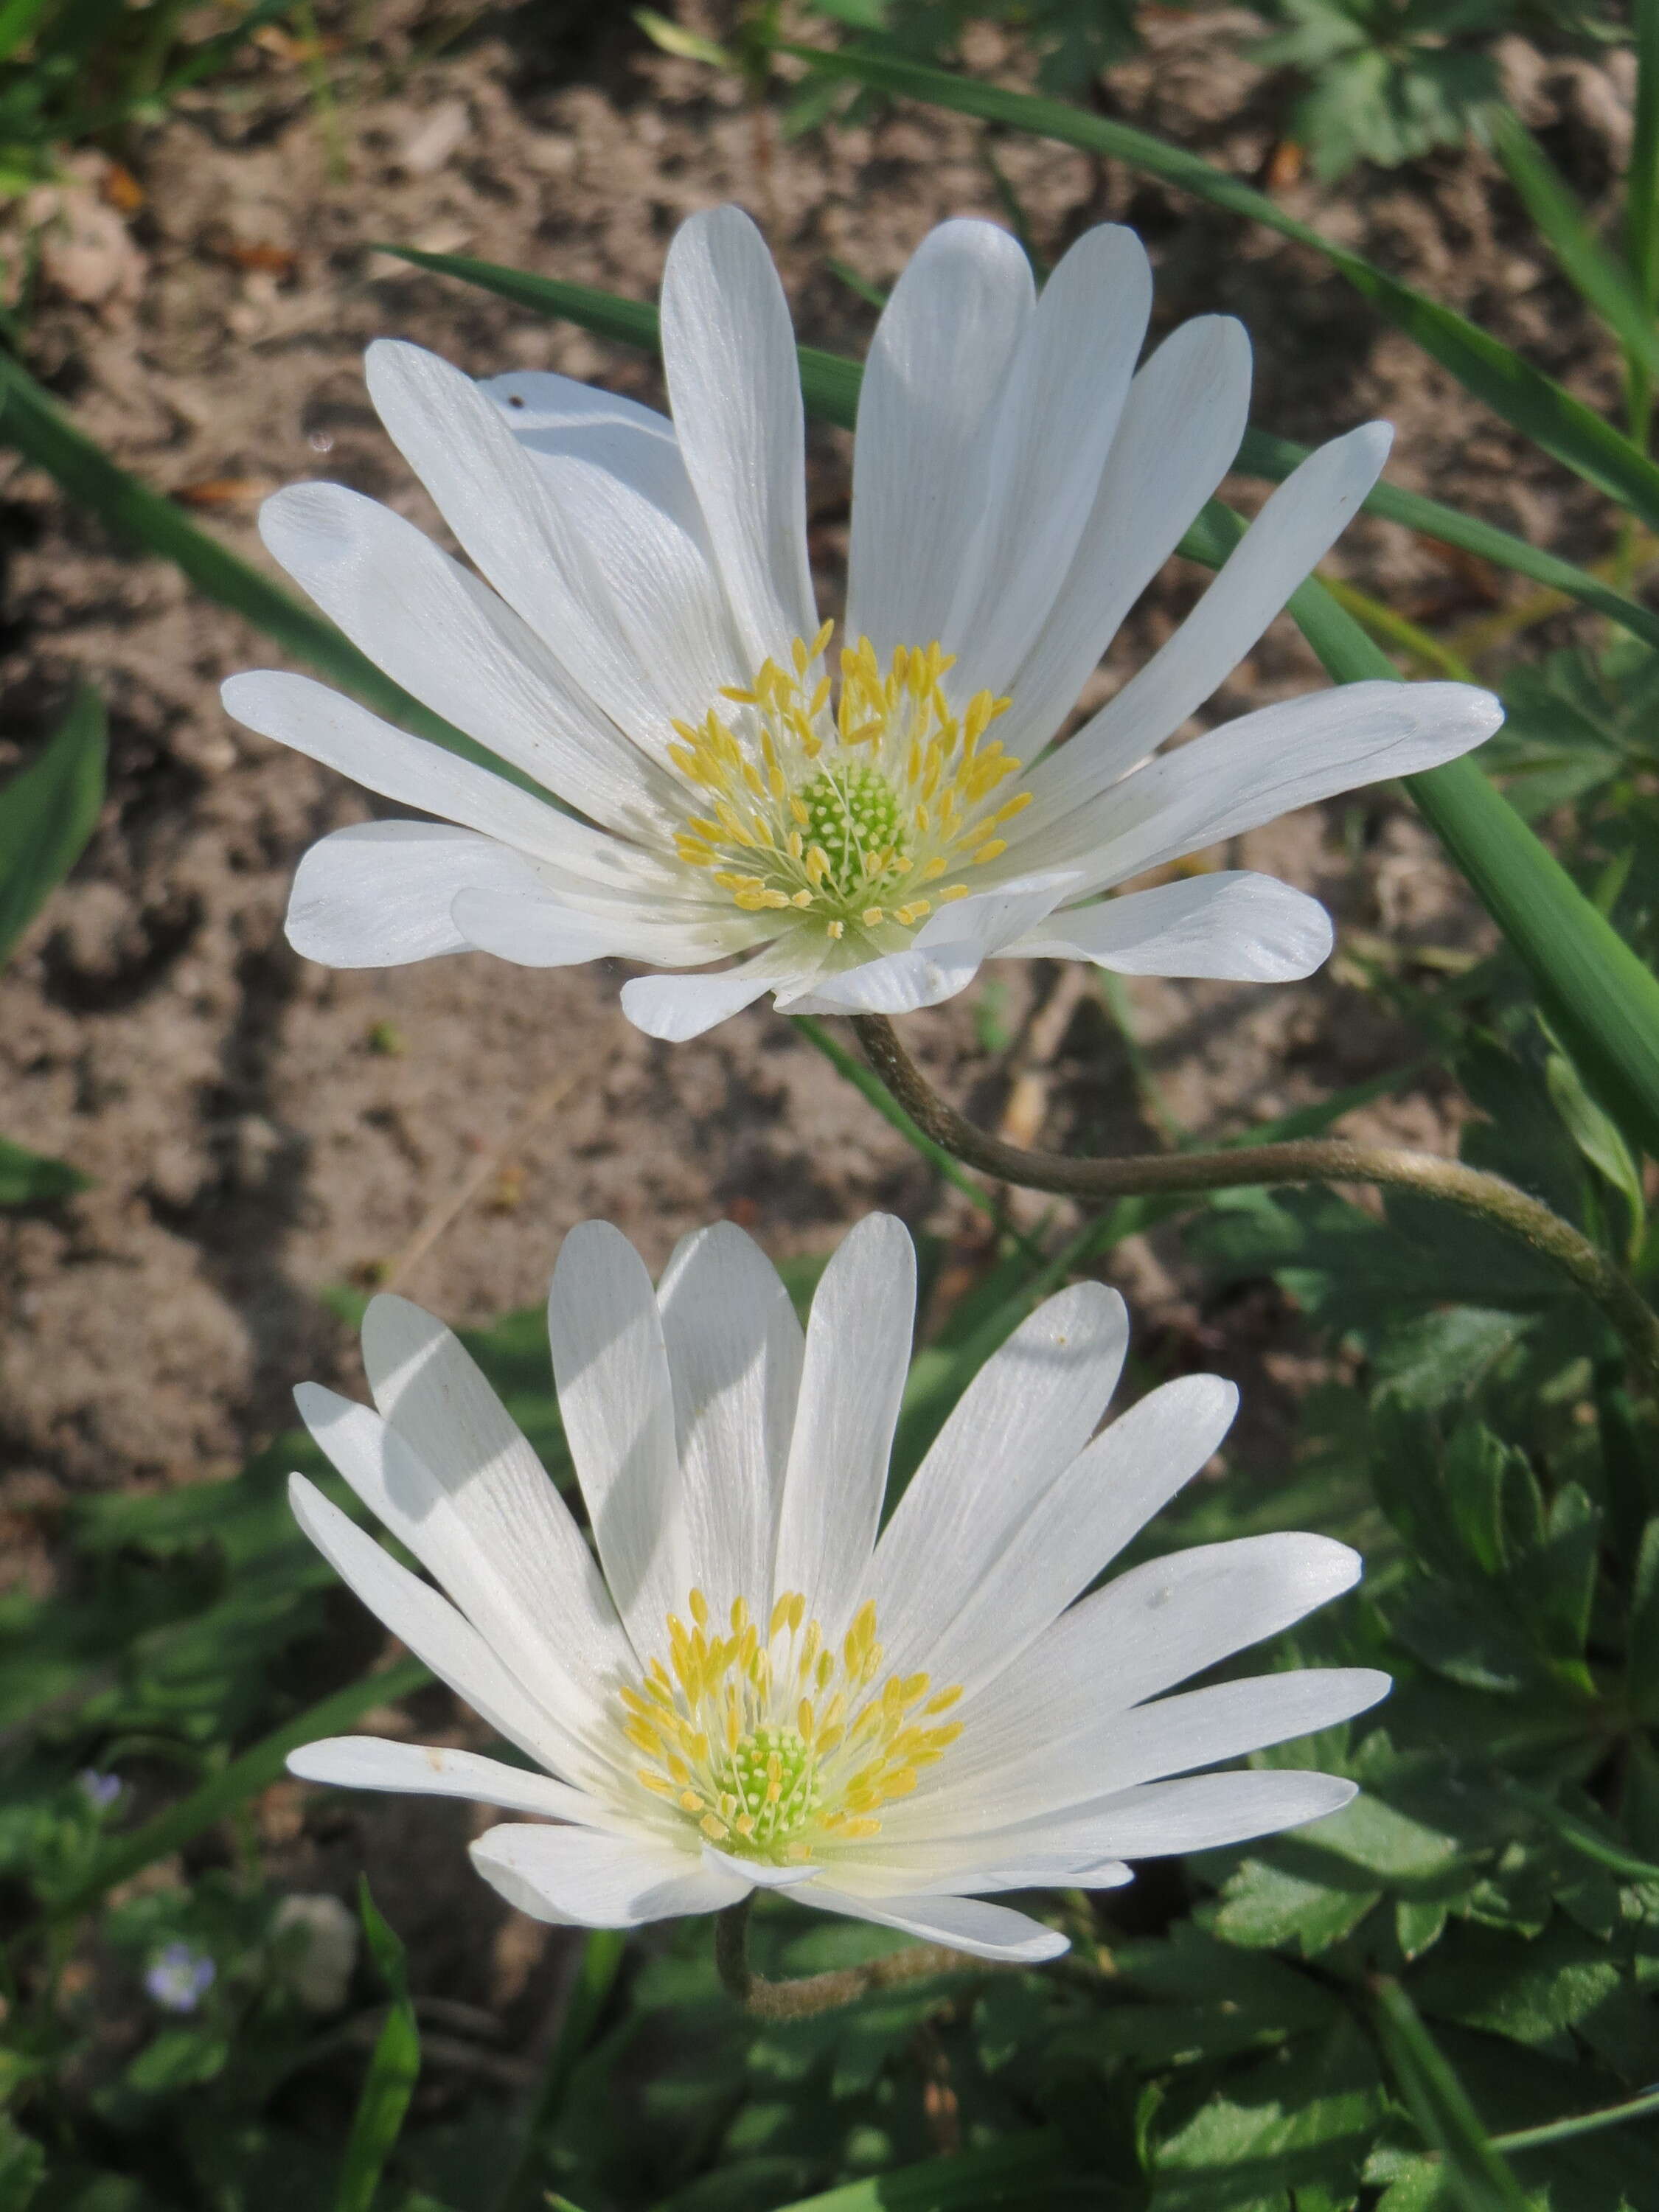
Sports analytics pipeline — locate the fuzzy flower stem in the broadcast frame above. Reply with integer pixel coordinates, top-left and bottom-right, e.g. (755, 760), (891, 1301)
(849, 1012), (1659, 1406)
(713, 1897), (982, 2020)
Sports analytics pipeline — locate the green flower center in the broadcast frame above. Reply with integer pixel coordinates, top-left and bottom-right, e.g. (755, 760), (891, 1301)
(716, 1724), (821, 1848)
(799, 765), (909, 902)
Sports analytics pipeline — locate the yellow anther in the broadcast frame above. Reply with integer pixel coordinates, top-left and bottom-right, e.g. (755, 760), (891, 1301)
(861, 906), (885, 927)
(689, 1588), (709, 1628)
(973, 839), (1008, 864)
(720, 684), (758, 704)
(811, 618), (835, 660)
(769, 1595), (794, 1639)
(700, 1813), (730, 1841)
(637, 1770), (676, 1798)
(924, 1684), (963, 1714)
(680, 1790), (705, 1813)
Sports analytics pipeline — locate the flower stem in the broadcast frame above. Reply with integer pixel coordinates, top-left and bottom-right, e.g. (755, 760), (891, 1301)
(713, 1897), (978, 2020)
(848, 1014), (1659, 1405)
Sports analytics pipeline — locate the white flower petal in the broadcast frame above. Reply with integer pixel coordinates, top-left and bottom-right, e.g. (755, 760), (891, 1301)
(817, 1846), (1132, 1898)
(902, 1667), (1389, 1839)
(294, 1384), (620, 1775)
(620, 947), (806, 1040)
(286, 1736), (616, 1826)
(996, 315), (1251, 768)
(364, 339), (715, 754)
(286, 1473), (578, 1778)
(481, 369), (680, 493)
(358, 1291), (630, 1685)
(1012, 872), (1334, 982)
(504, 441), (751, 733)
(804, 1886), (1068, 1964)
(846, 219), (1034, 661)
(1029, 422), (1394, 818)
(945, 225), (1152, 703)
(221, 671), (639, 888)
(782, 872), (1079, 1016)
(897, 1373), (1239, 1705)
(286, 821), (546, 967)
(779, 939), (985, 1017)
(1054, 681), (1504, 898)
(893, 1532), (1366, 1835)
(703, 1845), (818, 1890)
(656, 1222), (806, 1624)
(451, 885), (748, 969)
(256, 481), (674, 834)
(1001, 1770), (1360, 1860)
(470, 1822), (749, 1926)
(546, 1222), (689, 1659)
(660, 206), (817, 667)
(771, 1214), (914, 1641)
(866, 1283), (1129, 1683)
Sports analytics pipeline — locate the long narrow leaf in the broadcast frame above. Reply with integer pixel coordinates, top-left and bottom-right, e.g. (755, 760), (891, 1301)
(1238, 426), (1659, 655)
(0, 684), (104, 967)
(1371, 1978), (1533, 2212)
(43, 1655), (429, 1921)
(782, 45), (1659, 535)
(1493, 2084), (1659, 2154)
(489, 1929), (627, 2212)
(0, 352), (518, 781)
(389, 240), (1659, 1160)
(333, 1880), (421, 2212)
(379, 242), (1659, 659)
(1486, 108), (1659, 381)
(1630, 0), (1659, 312)
(0, 1133), (86, 1203)
(768, 2130), (1069, 2210)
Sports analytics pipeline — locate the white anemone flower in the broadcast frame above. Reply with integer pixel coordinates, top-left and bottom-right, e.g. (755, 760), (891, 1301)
(223, 207), (1501, 1042)
(284, 1216), (1387, 1961)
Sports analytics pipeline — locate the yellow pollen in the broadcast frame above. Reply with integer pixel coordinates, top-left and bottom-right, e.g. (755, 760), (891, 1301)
(618, 1587), (963, 1867)
(669, 625), (1029, 944)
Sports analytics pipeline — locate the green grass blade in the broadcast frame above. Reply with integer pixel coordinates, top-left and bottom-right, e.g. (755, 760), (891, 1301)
(0, 1133), (86, 1203)
(1631, 0), (1659, 312)
(1371, 1978), (1534, 2212)
(779, 44), (1659, 535)
(0, 684), (104, 968)
(488, 1929), (627, 2212)
(0, 352), (518, 781)
(1493, 2084), (1659, 2155)
(768, 2130), (1069, 2210)
(379, 243), (1659, 657)
(1236, 425), (1659, 655)
(1486, 108), (1659, 381)
(41, 1655), (429, 1923)
(333, 1879), (421, 2212)
(370, 243), (1659, 1164)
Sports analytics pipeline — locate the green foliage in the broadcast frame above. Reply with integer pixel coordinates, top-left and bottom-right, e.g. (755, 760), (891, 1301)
(0, 684), (104, 1200)
(0, 0), (291, 195)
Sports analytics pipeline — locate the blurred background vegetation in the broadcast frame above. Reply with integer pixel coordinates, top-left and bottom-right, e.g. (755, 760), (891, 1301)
(4, 2), (1659, 2209)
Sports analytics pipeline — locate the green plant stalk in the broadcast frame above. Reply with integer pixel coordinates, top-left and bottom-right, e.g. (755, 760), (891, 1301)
(1370, 1978), (1532, 2211)
(712, 1893), (988, 2018)
(1492, 2084), (1659, 2154)
(792, 1014), (1043, 1258)
(848, 1012), (1659, 1405)
(378, 239), (1659, 1160)
(1317, 575), (1480, 681)
(778, 44), (1659, 535)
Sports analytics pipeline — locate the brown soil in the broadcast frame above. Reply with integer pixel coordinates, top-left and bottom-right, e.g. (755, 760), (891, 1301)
(0, 4), (1630, 1513)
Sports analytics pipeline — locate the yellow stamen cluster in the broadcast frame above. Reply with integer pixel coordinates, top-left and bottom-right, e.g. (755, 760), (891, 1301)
(669, 624), (1032, 942)
(620, 1587), (964, 1864)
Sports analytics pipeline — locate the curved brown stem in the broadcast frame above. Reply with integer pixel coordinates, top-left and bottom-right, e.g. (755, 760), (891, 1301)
(849, 1012), (1659, 1405)
(713, 1897), (981, 2020)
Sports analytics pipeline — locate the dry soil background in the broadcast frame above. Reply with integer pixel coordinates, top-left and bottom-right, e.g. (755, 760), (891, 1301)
(0, 3), (1635, 1531)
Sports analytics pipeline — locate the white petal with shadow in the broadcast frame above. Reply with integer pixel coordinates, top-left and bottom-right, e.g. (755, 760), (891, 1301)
(470, 1822), (748, 1926)
(1013, 872), (1333, 982)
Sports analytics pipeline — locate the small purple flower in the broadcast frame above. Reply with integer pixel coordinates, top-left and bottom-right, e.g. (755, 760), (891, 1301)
(78, 1770), (122, 1812)
(145, 1943), (215, 2013)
